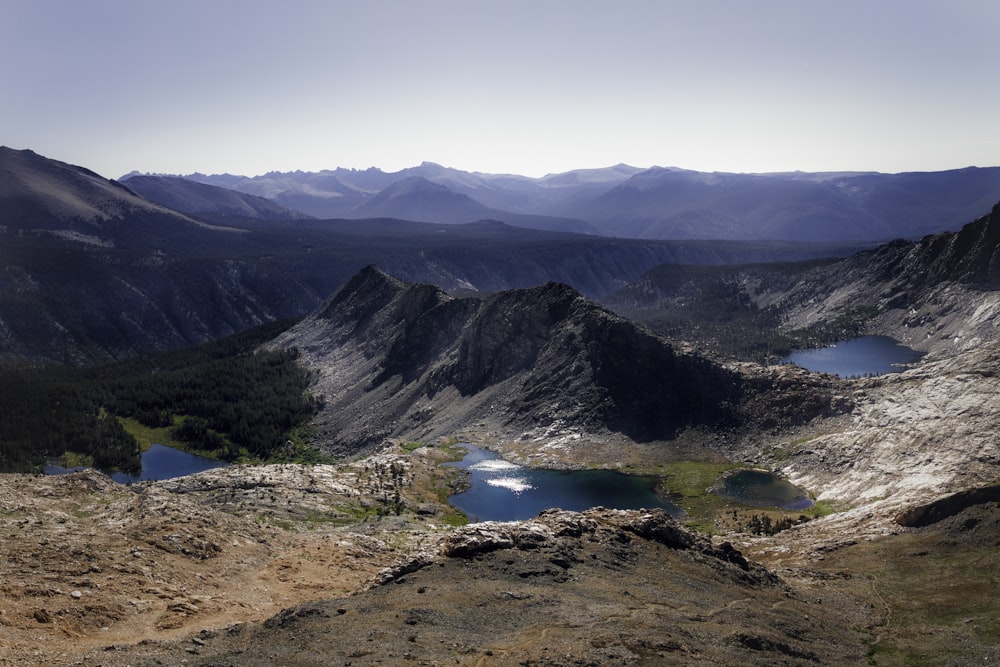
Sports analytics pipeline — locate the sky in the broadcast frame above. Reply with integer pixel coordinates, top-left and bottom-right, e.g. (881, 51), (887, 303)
(3, 0), (999, 180)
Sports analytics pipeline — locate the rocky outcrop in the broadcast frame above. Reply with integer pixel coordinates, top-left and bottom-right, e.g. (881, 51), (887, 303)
(895, 483), (1000, 528)
(439, 508), (762, 576)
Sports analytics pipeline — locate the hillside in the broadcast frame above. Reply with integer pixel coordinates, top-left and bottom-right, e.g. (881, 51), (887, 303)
(0, 466), (875, 667)
(120, 174), (310, 221)
(605, 200), (1000, 361)
(746, 200), (1000, 358)
(1, 147), (172, 226)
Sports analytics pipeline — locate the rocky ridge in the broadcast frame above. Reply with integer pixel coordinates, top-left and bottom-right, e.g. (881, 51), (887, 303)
(271, 265), (744, 458)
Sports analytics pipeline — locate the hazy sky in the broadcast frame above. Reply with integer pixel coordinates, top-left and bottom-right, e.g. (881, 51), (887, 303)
(3, 0), (999, 179)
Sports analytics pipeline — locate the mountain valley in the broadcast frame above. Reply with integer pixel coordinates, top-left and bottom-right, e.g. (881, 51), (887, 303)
(1, 147), (999, 665)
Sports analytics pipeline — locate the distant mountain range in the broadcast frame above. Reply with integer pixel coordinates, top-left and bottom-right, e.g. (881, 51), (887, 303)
(5, 144), (1000, 363)
(126, 161), (1000, 242)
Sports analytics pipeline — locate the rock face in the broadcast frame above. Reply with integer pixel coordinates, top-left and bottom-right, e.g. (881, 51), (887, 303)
(895, 483), (1000, 528)
(608, 201), (1000, 361)
(773, 339), (1000, 509)
(438, 508), (757, 574)
(271, 265), (743, 456)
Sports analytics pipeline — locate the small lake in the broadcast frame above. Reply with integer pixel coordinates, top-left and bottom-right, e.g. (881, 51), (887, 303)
(446, 445), (681, 522)
(45, 443), (228, 483)
(782, 335), (923, 378)
(711, 469), (813, 511)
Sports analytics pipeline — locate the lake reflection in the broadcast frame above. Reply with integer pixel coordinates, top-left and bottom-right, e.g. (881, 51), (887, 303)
(782, 335), (923, 378)
(446, 445), (681, 522)
(45, 443), (228, 483)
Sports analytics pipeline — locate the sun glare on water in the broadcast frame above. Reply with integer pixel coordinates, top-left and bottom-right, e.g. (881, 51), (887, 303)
(484, 476), (535, 493)
(469, 460), (521, 472)
(468, 459), (535, 493)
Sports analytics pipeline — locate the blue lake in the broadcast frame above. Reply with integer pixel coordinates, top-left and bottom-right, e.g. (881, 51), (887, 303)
(710, 469), (814, 511)
(446, 445), (681, 522)
(45, 443), (228, 483)
(782, 335), (923, 378)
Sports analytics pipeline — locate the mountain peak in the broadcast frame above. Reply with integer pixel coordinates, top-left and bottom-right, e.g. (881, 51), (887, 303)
(318, 264), (407, 318)
(350, 176), (490, 224)
(379, 176), (451, 196)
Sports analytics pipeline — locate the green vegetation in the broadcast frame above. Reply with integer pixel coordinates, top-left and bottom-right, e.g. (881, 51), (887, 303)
(0, 320), (324, 473)
(805, 499), (838, 518)
(401, 440), (470, 527)
(729, 510), (812, 535)
(656, 461), (740, 532)
(119, 416), (185, 451)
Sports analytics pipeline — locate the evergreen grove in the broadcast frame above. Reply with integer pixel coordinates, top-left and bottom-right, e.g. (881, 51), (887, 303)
(0, 320), (322, 473)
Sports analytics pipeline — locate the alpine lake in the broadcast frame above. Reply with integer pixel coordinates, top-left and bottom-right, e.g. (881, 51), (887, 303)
(445, 445), (816, 522)
(782, 334), (924, 378)
(45, 443), (228, 483)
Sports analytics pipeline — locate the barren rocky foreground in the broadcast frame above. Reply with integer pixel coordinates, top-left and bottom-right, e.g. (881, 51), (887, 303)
(0, 450), (457, 665)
